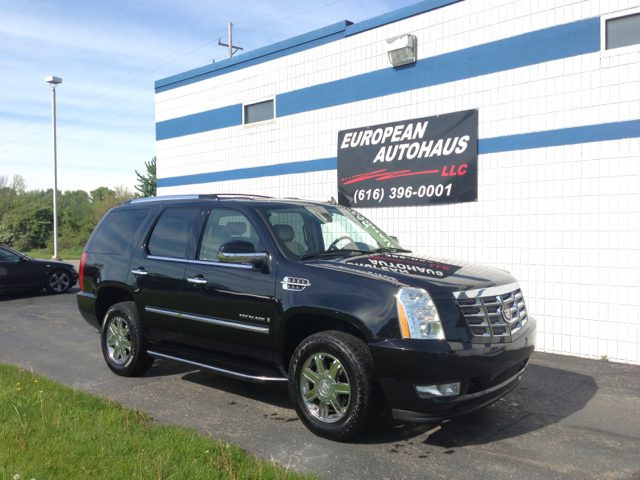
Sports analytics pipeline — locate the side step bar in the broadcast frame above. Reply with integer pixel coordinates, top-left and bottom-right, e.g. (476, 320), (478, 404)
(147, 350), (288, 383)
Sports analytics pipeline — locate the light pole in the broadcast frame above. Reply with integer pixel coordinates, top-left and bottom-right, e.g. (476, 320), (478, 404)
(45, 76), (62, 260)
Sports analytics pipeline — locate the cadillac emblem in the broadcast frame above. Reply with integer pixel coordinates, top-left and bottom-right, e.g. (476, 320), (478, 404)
(502, 306), (512, 322)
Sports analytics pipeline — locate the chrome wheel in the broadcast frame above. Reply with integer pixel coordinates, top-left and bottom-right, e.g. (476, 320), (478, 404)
(300, 353), (351, 423)
(106, 316), (132, 365)
(49, 272), (70, 292)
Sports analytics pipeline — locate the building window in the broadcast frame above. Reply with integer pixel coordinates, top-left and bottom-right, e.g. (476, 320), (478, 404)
(602, 8), (640, 55)
(244, 99), (274, 125)
(606, 12), (640, 50)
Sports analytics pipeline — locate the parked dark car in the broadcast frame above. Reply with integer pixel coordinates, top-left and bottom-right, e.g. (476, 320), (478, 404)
(77, 194), (536, 441)
(0, 245), (78, 294)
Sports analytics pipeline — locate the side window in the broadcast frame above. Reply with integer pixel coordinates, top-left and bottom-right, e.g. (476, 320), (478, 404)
(267, 211), (309, 257)
(88, 209), (150, 255)
(147, 208), (200, 259)
(0, 249), (20, 262)
(198, 209), (261, 261)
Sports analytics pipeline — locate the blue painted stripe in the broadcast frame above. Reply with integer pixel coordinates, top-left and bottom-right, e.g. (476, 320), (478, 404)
(158, 18), (600, 141)
(345, 0), (461, 36)
(156, 104), (242, 141)
(155, 0), (462, 94)
(157, 120), (640, 188)
(479, 120), (640, 154)
(157, 158), (338, 188)
(278, 18), (600, 117)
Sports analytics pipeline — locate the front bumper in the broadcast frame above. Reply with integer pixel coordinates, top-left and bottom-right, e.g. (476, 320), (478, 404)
(369, 317), (536, 421)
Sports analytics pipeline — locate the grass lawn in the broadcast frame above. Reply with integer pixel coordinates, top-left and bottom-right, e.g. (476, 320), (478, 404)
(20, 247), (84, 261)
(0, 363), (318, 480)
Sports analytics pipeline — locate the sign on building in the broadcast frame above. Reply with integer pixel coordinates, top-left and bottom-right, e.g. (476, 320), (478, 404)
(337, 110), (478, 208)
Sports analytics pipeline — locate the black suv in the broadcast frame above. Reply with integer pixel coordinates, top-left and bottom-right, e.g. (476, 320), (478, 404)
(77, 194), (536, 441)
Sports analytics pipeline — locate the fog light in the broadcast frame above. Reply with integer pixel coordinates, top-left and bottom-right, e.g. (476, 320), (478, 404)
(415, 382), (460, 398)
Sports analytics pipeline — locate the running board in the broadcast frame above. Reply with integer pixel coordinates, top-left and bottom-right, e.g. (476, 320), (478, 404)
(147, 350), (288, 383)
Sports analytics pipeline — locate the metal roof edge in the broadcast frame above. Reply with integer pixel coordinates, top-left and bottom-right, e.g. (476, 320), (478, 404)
(345, 0), (462, 37)
(155, 20), (352, 91)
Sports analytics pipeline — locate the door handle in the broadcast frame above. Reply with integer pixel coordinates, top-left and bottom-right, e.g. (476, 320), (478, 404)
(187, 277), (208, 285)
(131, 269), (148, 276)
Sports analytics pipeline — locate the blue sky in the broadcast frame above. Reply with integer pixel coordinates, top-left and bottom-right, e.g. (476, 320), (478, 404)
(0, 0), (419, 193)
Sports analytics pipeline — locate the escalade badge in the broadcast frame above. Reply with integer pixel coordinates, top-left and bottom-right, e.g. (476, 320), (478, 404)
(239, 314), (270, 323)
(502, 307), (512, 322)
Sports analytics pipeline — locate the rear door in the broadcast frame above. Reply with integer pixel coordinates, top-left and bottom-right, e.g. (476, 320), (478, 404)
(130, 205), (205, 346)
(181, 207), (278, 363)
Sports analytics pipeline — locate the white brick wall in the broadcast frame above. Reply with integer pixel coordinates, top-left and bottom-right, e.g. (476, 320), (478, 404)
(156, 0), (640, 364)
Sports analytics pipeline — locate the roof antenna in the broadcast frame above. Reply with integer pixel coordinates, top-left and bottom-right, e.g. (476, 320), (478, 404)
(328, 196), (337, 205)
(218, 23), (244, 58)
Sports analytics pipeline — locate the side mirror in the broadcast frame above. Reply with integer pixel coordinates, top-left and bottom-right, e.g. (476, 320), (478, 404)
(217, 241), (269, 270)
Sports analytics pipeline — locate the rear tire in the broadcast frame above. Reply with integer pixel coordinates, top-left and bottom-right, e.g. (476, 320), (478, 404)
(101, 301), (154, 377)
(45, 269), (71, 294)
(288, 330), (382, 441)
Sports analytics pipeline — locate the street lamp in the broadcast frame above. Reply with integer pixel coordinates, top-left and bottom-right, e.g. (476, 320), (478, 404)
(45, 75), (62, 260)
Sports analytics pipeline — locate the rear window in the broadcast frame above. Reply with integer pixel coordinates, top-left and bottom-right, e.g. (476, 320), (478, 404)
(147, 207), (200, 259)
(88, 209), (150, 255)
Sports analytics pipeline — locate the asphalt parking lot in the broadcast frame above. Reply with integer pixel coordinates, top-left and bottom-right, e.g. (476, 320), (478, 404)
(1, 287), (639, 480)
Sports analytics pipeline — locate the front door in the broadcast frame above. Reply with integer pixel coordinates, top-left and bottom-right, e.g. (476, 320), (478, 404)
(130, 205), (203, 346)
(181, 208), (277, 363)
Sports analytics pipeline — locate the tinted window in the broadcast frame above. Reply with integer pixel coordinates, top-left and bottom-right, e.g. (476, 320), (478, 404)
(199, 210), (261, 261)
(148, 208), (200, 259)
(244, 100), (274, 124)
(0, 248), (20, 262)
(606, 13), (640, 50)
(88, 209), (150, 255)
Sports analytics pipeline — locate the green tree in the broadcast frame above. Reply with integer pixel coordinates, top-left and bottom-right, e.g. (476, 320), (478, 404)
(90, 186), (115, 202)
(135, 157), (156, 197)
(0, 176), (141, 252)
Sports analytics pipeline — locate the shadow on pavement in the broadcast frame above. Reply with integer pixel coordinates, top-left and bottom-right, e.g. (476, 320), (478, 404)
(146, 359), (598, 447)
(147, 359), (293, 410)
(357, 363), (598, 447)
(0, 286), (80, 301)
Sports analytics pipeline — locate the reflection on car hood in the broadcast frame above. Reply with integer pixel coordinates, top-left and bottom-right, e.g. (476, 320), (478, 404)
(29, 258), (76, 270)
(309, 251), (517, 299)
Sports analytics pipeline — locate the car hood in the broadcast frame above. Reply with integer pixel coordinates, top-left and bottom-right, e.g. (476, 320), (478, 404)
(307, 251), (517, 299)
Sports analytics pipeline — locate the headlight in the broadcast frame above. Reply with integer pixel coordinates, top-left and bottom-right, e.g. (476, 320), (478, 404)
(396, 287), (445, 340)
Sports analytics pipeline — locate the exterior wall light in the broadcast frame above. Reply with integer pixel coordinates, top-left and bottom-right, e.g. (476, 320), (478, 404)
(385, 34), (417, 67)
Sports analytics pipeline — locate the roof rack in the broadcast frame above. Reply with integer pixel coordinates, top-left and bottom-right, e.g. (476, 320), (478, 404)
(123, 193), (273, 205)
(214, 193), (273, 199)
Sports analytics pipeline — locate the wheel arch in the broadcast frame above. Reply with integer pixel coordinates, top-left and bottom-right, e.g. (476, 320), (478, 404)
(95, 283), (137, 327)
(278, 307), (373, 372)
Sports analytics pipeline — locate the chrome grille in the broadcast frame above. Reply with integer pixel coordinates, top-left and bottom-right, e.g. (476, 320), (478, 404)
(454, 283), (528, 341)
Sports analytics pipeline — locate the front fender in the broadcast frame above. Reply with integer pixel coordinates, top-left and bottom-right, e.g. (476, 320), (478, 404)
(277, 305), (376, 342)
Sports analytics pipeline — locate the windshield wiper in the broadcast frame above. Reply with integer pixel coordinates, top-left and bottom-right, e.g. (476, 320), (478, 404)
(371, 247), (413, 254)
(301, 249), (370, 260)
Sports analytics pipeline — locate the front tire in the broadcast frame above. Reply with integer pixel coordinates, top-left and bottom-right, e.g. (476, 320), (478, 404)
(45, 270), (71, 294)
(101, 302), (154, 377)
(289, 331), (382, 441)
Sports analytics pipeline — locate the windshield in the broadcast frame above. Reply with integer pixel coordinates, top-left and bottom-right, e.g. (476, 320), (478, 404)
(259, 204), (405, 260)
